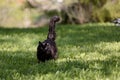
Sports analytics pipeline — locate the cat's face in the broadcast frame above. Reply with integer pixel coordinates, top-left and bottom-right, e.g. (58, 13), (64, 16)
(38, 41), (51, 53)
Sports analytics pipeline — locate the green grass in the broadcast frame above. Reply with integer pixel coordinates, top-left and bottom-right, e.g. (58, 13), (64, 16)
(0, 24), (120, 80)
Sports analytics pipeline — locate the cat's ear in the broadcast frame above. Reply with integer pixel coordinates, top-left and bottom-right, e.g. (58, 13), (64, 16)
(39, 41), (44, 48)
(39, 41), (42, 44)
(39, 41), (43, 45)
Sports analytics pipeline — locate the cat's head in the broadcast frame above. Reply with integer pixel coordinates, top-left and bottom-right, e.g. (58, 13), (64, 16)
(38, 41), (51, 53)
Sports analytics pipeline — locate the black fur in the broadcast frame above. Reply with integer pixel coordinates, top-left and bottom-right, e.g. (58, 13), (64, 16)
(37, 16), (60, 63)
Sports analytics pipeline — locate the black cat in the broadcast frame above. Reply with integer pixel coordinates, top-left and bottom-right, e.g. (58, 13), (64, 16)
(37, 16), (60, 63)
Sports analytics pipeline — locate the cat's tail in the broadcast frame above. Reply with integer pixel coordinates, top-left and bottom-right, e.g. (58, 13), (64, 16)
(47, 16), (60, 40)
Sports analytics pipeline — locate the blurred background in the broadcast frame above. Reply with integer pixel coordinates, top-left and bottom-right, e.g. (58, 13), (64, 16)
(0, 0), (120, 28)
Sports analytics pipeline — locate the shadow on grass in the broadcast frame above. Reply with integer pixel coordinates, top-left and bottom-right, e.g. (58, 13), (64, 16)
(0, 27), (47, 35)
(0, 25), (120, 46)
(57, 25), (120, 46)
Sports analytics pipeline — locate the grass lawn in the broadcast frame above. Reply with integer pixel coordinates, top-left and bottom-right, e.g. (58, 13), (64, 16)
(0, 24), (120, 80)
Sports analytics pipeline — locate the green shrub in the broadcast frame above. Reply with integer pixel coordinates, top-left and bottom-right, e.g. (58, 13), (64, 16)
(92, 8), (111, 22)
(61, 0), (120, 24)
